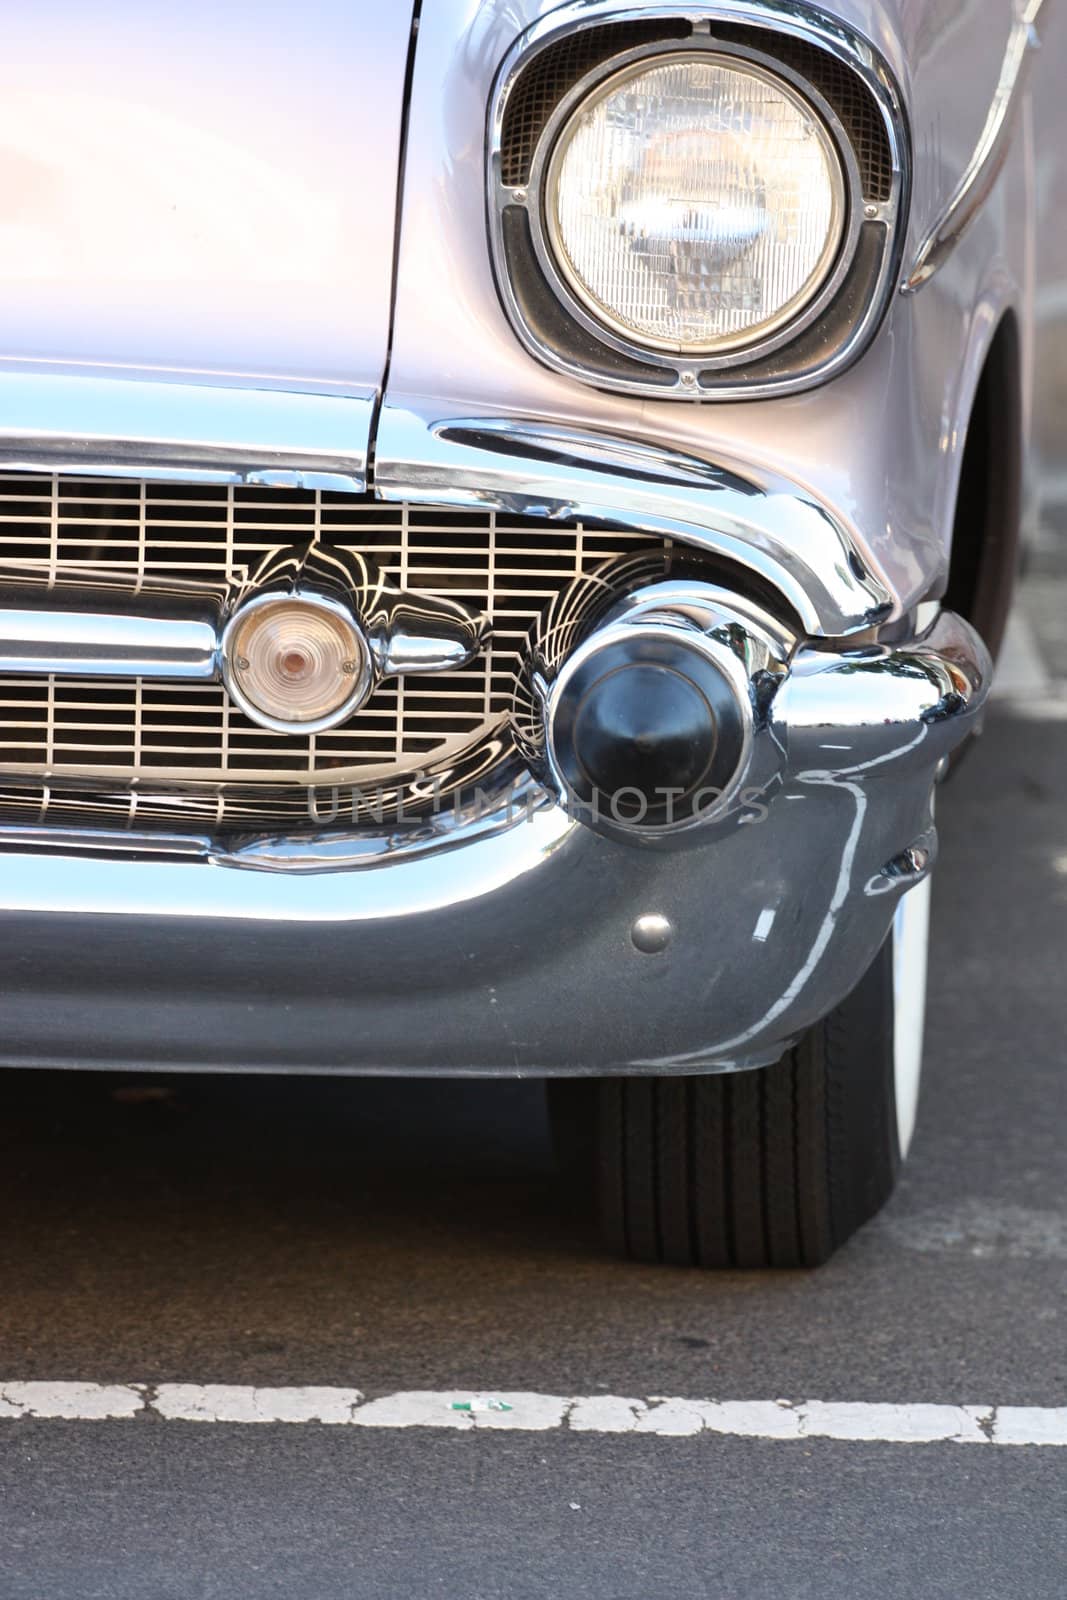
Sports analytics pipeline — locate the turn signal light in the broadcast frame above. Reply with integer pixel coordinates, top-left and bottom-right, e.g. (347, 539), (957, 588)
(221, 594), (372, 733)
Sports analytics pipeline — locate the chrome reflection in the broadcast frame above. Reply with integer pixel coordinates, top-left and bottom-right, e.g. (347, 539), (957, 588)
(525, 574), (794, 839)
(374, 404), (893, 637)
(0, 540), (488, 708)
(0, 607), (218, 679)
(0, 374), (372, 493)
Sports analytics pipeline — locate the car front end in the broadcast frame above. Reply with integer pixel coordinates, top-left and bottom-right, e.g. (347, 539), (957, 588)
(0, 0), (1036, 1262)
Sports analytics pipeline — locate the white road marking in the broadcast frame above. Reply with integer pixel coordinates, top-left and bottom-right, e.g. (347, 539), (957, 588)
(1, 1384), (1066, 1444)
(153, 1385), (365, 1425)
(0, 1382), (143, 1421)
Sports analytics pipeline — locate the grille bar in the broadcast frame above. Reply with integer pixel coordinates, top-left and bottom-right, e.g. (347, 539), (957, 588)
(0, 476), (669, 832)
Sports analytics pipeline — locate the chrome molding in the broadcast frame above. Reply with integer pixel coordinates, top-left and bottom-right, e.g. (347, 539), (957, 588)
(903, 0), (1045, 294)
(0, 608), (218, 679)
(0, 779), (577, 909)
(374, 403), (893, 636)
(487, 0), (909, 401)
(0, 373), (374, 492)
(0, 771), (558, 876)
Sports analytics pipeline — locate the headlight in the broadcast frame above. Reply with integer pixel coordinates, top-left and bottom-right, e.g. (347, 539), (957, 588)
(544, 53), (847, 355)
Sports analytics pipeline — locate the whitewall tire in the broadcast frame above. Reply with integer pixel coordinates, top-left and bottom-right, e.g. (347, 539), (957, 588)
(892, 874), (932, 1160)
(550, 884), (931, 1269)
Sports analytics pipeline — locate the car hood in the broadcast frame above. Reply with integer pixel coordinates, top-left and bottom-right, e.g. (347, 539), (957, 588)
(0, 0), (415, 398)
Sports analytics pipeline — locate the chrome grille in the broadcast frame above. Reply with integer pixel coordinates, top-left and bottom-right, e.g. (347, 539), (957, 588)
(0, 476), (669, 832)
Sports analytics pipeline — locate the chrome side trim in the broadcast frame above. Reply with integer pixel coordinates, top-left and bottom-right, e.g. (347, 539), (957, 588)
(902, 0), (1045, 293)
(374, 402), (893, 636)
(0, 374), (374, 492)
(0, 774), (556, 875)
(0, 609), (219, 679)
(487, 0), (909, 401)
(0, 790), (577, 916)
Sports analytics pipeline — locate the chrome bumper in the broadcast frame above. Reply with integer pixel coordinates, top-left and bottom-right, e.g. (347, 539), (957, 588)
(0, 610), (989, 1076)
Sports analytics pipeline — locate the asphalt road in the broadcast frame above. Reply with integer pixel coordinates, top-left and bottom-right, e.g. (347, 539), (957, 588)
(1, 690), (1066, 1597)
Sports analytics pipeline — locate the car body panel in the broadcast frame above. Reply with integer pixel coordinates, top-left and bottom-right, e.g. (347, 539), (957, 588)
(0, 0), (414, 396)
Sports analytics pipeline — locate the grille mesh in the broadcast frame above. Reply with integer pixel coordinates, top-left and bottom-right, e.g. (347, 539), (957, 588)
(0, 477), (668, 833)
(706, 25), (895, 202)
(500, 20), (690, 187)
(499, 21), (893, 202)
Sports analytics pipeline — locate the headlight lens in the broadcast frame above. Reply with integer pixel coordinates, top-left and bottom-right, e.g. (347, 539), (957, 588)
(545, 53), (847, 355)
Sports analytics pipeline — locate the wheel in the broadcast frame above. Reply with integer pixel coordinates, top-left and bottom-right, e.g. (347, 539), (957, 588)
(549, 880), (931, 1268)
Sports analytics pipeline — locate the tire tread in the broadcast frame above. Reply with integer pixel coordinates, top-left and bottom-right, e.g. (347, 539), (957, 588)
(558, 934), (903, 1270)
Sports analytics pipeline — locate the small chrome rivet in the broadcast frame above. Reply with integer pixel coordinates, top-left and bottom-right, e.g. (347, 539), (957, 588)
(234, 655), (250, 672)
(680, 370), (697, 388)
(864, 203), (879, 219)
(632, 913), (673, 955)
(342, 660), (358, 674)
(513, 187), (528, 203)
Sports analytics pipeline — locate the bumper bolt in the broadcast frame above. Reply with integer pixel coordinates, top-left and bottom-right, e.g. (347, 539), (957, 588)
(632, 914), (673, 954)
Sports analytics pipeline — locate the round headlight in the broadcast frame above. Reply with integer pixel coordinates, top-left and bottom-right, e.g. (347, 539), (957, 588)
(544, 52), (847, 355)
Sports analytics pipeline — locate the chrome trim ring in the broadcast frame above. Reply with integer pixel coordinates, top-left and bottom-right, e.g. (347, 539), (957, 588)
(487, 1), (910, 402)
(534, 42), (857, 366)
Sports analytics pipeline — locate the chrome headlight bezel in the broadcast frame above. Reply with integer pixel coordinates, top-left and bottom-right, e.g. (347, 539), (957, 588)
(487, 7), (909, 402)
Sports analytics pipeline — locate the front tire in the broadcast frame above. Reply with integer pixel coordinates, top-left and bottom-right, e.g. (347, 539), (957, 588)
(551, 885), (930, 1268)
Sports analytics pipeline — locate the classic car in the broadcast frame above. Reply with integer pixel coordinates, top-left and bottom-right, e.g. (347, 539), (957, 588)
(0, 0), (1040, 1266)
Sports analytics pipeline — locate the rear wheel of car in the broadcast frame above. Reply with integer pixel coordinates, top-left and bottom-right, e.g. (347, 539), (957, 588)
(550, 880), (931, 1268)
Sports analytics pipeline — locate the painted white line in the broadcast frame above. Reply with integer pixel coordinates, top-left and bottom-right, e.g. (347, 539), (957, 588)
(0, 1382), (143, 1421)
(153, 1385), (365, 1425)
(1, 1384), (1066, 1444)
